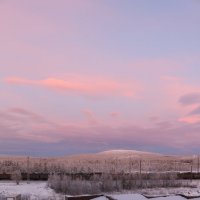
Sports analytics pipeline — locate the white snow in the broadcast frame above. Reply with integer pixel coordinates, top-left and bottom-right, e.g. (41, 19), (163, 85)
(2, 181), (200, 200)
(93, 193), (200, 200)
(155, 196), (185, 200)
(93, 197), (108, 200)
(108, 193), (200, 200)
(0, 181), (61, 199)
(109, 194), (147, 200)
(98, 149), (161, 156)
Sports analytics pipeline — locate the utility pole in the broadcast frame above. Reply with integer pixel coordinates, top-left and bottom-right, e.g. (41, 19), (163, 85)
(197, 155), (200, 173)
(174, 160), (176, 172)
(27, 156), (30, 184)
(139, 160), (142, 188)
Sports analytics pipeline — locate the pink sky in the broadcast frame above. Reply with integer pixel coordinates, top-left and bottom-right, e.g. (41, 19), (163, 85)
(0, 0), (200, 156)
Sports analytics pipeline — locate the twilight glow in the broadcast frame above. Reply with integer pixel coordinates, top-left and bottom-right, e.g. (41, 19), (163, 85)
(0, 0), (200, 156)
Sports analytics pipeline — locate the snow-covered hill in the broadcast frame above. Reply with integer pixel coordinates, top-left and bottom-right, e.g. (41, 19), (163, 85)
(96, 149), (162, 159)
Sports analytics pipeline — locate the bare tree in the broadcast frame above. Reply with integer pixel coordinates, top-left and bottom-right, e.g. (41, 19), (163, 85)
(11, 169), (22, 185)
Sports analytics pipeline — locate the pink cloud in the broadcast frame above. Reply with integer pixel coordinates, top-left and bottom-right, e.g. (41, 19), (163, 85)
(4, 77), (36, 85)
(160, 76), (200, 116)
(0, 108), (59, 143)
(179, 116), (200, 124)
(179, 93), (200, 106)
(4, 75), (141, 98)
(1, 106), (200, 153)
(157, 76), (200, 127)
(110, 112), (120, 118)
(7, 107), (45, 122)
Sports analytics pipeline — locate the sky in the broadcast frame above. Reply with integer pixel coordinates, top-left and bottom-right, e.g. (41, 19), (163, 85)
(0, 0), (200, 156)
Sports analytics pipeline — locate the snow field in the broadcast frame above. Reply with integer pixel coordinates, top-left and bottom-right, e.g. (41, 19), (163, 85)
(0, 181), (61, 199)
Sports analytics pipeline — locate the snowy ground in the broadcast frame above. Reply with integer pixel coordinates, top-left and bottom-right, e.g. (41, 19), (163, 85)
(1, 181), (200, 200)
(107, 194), (185, 200)
(106, 193), (200, 200)
(107, 185), (200, 200)
(0, 181), (62, 199)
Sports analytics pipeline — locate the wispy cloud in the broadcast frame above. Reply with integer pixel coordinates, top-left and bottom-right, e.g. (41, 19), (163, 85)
(1, 107), (200, 155)
(0, 108), (59, 143)
(189, 106), (200, 115)
(4, 75), (141, 98)
(179, 93), (200, 106)
(179, 116), (200, 124)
